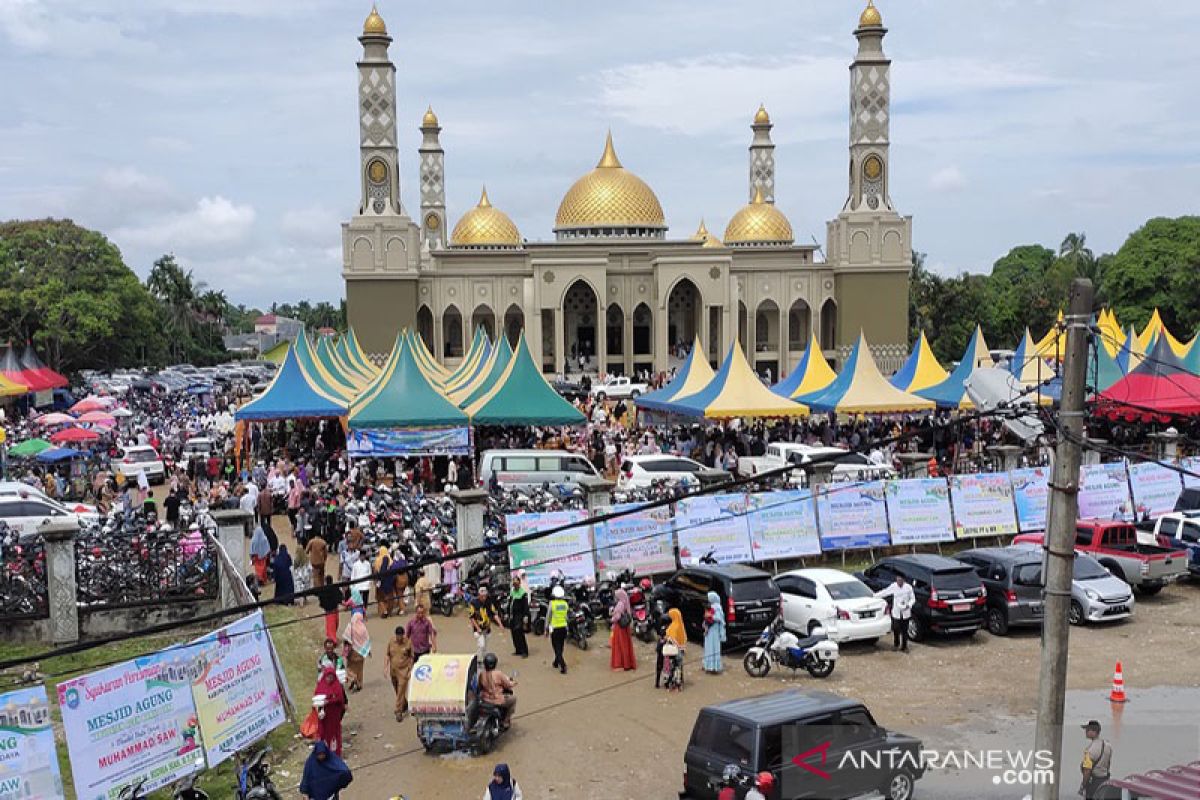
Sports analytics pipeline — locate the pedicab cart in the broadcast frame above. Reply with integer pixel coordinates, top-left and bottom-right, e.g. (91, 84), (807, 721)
(408, 654), (497, 755)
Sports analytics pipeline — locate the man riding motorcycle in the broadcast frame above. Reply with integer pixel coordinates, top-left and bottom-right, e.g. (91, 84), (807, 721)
(478, 653), (516, 730)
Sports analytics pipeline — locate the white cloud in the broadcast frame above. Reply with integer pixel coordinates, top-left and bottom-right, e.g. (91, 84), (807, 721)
(0, 0), (151, 57)
(280, 206), (340, 247)
(113, 196), (256, 250)
(929, 166), (967, 193)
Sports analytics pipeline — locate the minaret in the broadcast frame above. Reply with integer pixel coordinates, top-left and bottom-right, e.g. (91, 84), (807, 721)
(342, 4), (420, 357)
(356, 5), (401, 216)
(824, 0), (912, 368)
(419, 105), (446, 248)
(844, 0), (893, 213)
(749, 104), (775, 203)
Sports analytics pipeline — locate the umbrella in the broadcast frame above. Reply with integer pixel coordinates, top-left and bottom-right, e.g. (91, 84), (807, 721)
(49, 427), (101, 444)
(111, 407), (134, 418)
(76, 410), (116, 426)
(35, 412), (74, 427)
(36, 447), (83, 464)
(7, 438), (52, 458)
(71, 396), (115, 413)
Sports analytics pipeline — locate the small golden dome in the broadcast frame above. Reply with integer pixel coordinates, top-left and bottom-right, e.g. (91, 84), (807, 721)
(692, 219), (723, 248)
(554, 132), (666, 231)
(724, 187), (794, 245)
(363, 4), (387, 35)
(422, 105), (439, 127)
(859, 0), (882, 28)
(753, 104), (771, 125)
(451, 187), (521, 248)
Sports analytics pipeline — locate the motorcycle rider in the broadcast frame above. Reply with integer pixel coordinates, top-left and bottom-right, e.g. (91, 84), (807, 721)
(545, 586), (570, 674)
(478, 653), (516, 731)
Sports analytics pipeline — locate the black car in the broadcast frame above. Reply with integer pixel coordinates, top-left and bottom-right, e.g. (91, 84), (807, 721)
(682, 689), (924, 800)
(955, 547), (1046, 635)
(857, 554), (986, 641)
(551, 378), (587, 401)
(651, 564), (780, 646)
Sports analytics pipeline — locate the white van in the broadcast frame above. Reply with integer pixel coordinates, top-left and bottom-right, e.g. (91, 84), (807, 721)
(479, 449), (600, 489)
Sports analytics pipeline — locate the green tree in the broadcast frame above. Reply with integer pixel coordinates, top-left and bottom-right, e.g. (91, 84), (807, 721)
(0, 219), (165, 371)
(1102, 216), (1200, 334)
(144, 254), (227, 365)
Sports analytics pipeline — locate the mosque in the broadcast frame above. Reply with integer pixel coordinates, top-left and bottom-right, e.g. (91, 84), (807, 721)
(343, 2), (912, 377)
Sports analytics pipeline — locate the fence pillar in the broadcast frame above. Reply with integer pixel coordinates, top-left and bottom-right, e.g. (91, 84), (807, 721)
(41, 520), (80, 644)
(577, 476), (614, 515)
(1082, 438), (1106, 467)
(212, 509), (253, 610)
(987, 445), (1023, 473)
(803, 462), (837, 489)
(1148, 430), (1180, 462)
(896, 452), (933, 478)
(451, 488), (489, 571)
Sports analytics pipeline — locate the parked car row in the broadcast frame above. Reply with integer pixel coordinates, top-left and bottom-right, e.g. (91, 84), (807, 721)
(81, 361), (275, 397)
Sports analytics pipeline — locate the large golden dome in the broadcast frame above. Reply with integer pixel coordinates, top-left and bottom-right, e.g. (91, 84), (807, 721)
(724, 187), (794, 245)
(451, 187), (521, 248)
(363, 4), (387, 35)
(554, 133), (666, 232)
(859, 0), (882, 28)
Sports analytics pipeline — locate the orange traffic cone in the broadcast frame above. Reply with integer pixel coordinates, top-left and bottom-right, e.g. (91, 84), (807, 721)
(1108, 661), (1127, 703)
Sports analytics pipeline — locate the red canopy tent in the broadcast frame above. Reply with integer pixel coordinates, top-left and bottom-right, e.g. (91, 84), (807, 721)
(18, 343), (68, 391)
(49, 427), (100, 444)
(1096, 337), (1200, 421)
(0, 345), (46, 391)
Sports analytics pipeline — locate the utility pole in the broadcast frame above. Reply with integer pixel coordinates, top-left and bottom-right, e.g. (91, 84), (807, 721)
(1033, 277), (1093, 800)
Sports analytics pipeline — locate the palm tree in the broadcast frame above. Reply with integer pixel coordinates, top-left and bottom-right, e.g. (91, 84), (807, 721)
(1060, 232), (1098, 280)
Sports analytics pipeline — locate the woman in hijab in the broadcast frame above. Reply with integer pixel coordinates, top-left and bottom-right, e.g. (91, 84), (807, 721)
(342, 607), (371, 692)
(661, 607), (687, 690)
(375, 546), (396, 618)
(313, 667), (347, 756)
(702, 590), (726, 674)
(508, 573), (530, 658)
(608, 587), (636, 671)
(299, 741), (353, 800)
(272, 544), (295, 605)
(483, 763), (523, 800)
(249, 522), (271, 583)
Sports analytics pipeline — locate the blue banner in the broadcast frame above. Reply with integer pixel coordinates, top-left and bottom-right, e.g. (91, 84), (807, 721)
(1010, 466), (1050, 532)
(816, 481), (891, 551)
(347, 426), (471, 457)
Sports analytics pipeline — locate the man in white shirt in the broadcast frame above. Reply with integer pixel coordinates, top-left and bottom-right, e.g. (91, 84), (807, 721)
(874, 573), (916, 652)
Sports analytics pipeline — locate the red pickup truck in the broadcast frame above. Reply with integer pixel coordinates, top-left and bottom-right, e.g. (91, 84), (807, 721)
(1013, 520), (1187, 595)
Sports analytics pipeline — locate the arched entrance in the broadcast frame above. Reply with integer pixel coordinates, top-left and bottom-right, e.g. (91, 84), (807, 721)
(442, 304), (463, 358)
(738, 301), (748, 347)
(606, 304), (624, 374)
(503, 304), (523, 347)
(471, 304), (495, 342)
(667, 278), (702, 362)
(754, 299), (780, 381)
(417, 305), (434, 353)
(788, 299), (811, 362)
(632, 302), (652, 372)
(563, 279), (599, 372)
(820, 298), (838, 352)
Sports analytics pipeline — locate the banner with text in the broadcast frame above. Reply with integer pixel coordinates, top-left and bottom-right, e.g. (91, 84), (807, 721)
(884, 479), (955, 545)
(674, 493), (754, 565)
(506, 511), (595, 587)
(593, 503), (678, 575)
(188, 611), (287, 768)
(0, 685), (65, 800)
(950, 473), (1019, 538)
(347, 426), (472, 457)
(1128, 461), (1184, 519)
(816, 481), (890, 551)
(1183, 456), (1200, 490)
(1079, 462), (1133, 521)
(747, 490), (821, 560)
(1010, 466), (1051, 532)
(58, 654), (204, 800)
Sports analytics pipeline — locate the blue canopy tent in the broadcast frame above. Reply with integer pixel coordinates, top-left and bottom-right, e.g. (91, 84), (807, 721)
(635, 337), (715, 413)
(916, 326), (992, 409)
(36, 447), (84, 464)
(235, 346), (349, 420)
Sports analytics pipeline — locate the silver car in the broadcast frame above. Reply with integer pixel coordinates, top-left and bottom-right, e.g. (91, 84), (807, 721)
(1011, 543), (1134, 624)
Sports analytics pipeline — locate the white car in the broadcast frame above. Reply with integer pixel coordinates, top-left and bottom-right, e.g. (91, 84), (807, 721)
(617, 455), (713, 490)
(0, 495), (88, 537)
(182, 436), (215, 468)
(590, 376), (648, 401)
(775, 567), (892, 644)
(0, 483), (98, 520)
(116, 445), (166, 484)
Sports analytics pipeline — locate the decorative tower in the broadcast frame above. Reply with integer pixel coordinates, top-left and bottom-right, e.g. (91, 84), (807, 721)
(825, 0), (912, 370)
(419, 105), (446, 249)
(749, 104), (775, 203)
(342, 4), (421, 357)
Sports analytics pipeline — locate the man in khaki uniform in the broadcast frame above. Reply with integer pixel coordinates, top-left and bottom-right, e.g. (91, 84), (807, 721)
(1079, 719), (1113, 799)
(384, 625), (415, 722)
(305, 534), (329, 589)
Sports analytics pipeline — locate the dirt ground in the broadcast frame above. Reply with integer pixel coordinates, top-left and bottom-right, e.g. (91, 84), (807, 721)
(278, 565), (1199, 800)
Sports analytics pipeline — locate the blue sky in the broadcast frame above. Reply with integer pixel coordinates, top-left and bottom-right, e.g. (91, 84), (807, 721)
(1, 0), (1197, 308)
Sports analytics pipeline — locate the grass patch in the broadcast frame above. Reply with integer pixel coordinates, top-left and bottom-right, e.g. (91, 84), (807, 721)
(0, 604), (322, 800)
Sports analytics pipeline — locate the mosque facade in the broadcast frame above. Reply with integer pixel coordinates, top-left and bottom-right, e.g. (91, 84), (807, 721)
(343, 2), (911, 377)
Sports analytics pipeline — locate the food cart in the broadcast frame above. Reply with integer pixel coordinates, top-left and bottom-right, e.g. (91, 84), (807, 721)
(407, 653), (484, 754)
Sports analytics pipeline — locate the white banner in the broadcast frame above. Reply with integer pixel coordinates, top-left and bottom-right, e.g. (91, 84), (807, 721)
(1079, 462), (1133, 521)
(594, 503), (677, 576)
(674, 494), (754, 565)
(817, 482), (891, 551)
(0, 685), (65, 800)
(949, 473), (1019, 538)
(885, 478), (955, 545)
(1010, 466), (1051, 532)
(747, 490), (821, 560)
(1182, 456), (1200, 490)
(506, 511), (595, 587)
(1128, 461), (1183, 519)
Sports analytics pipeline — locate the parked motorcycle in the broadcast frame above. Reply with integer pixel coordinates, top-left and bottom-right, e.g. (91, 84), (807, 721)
(629, 578), (655, 643)
(743, 617), (838, 679)
(117, 779), (147, 800)
(567, 599), (595, 650)
(235, 747), (282, 800)
(173, 776), (209, 800)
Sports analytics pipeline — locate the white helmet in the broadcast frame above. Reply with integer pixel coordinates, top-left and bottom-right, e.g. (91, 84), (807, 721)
(552, 586), (565, 599)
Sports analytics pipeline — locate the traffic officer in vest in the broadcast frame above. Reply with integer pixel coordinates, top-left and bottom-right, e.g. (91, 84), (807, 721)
(545, 585), (570, 674)
(1079, 720), (1113, 799)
